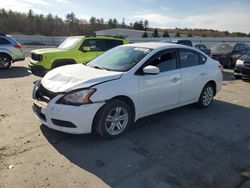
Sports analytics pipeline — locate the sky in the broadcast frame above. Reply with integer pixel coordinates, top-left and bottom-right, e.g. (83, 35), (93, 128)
(1, 0), (250, 33)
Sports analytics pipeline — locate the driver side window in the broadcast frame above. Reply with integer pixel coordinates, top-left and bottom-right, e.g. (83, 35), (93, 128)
(149, 51), (177, 72)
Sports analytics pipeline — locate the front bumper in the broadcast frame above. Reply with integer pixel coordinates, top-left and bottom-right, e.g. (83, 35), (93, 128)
(29, 63), (48, 77)
(32, 84), (105, 134)
(234, 64), (250, 78)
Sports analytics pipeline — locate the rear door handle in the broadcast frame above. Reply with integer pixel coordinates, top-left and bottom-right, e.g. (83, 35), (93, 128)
(171, 77), (181, 82)
(200, 72), (207, 77)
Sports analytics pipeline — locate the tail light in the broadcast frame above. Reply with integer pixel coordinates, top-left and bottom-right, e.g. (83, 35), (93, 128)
(218, 65), (224, 71)
(14, 43), (22, 49)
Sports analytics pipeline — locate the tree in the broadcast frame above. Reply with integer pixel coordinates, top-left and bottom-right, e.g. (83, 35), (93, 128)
(144, 20), (149, 30)
(132, 21), (144, 30)
(175, 31), (180, 37)
(122, 18), (125, 28)
(162, 30), (169, 37)
(152, 28), (159, 37)
(142, 31), (148, 38)
(89, 17), (96, 25)
(187, 32), (193, 37)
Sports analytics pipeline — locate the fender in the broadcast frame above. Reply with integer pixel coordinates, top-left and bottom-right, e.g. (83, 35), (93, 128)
(0, 48), (13, 60)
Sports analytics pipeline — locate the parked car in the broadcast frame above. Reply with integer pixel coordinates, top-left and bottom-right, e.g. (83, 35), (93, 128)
(176, 40), (193, 47)
(0, 34), (25, 69)
(29, 36), (129, 77)
(32, 43), (223, 138)
(195, 44), (211, 56)
(234, 51), (250, 79)
(210, 43), (249, 68)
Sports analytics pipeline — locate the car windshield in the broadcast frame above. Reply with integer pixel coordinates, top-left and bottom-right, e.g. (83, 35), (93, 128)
(211, 44), (235, 53)
(58, 37), (82, 50)
(86, 46), (152, 72)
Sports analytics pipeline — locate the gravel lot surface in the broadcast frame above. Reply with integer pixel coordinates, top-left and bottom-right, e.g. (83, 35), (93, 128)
(0, 60), (250, 188)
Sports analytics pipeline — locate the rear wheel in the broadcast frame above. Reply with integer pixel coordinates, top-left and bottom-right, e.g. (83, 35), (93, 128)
(196, 84), (215, 108)
(234, 74), (241, 79)
(94, 99), (133, 138)
(0, 54), (11, 69)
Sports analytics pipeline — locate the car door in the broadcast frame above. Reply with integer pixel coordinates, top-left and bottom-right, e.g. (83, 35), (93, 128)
(232, 44), (244, 63)
(178, 49), (208, 104)
(138, 49), (181, 116)
(78, 39), (105, 63)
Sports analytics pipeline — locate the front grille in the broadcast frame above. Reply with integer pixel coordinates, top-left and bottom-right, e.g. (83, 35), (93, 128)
(31, 53), (43, 61)
(244, 62), (250, 68)
(35, 84), (58, 103)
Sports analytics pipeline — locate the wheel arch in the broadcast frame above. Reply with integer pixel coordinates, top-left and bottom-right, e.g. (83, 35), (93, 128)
(51, 59), (77, 69)
(205, 80), (217, 96)
(0, 52), (12, 61)
(91, 95), (136, 133)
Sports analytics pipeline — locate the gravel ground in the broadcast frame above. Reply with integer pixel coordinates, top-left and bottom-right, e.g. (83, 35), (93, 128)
(0, 60), (250, 188)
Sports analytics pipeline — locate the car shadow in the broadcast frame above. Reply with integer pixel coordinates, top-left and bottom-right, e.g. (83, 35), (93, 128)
(0, 66), (30, 79)
(41, 100), (250, 188)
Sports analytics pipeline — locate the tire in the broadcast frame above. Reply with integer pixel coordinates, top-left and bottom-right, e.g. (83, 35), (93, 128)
(234, 74), (241, 79)
(0, 54), (11, 69)
(196, 84), (215, 108)
(94, 99), (133, 139)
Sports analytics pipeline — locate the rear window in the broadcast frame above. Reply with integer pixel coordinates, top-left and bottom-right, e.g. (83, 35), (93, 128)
(0, 38), (11, 45)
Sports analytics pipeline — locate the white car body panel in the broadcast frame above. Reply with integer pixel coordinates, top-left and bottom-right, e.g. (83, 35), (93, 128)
(32, 42), (223, 134)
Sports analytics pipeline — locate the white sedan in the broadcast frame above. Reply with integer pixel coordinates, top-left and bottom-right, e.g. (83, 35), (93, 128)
(32, 43), (223, 138)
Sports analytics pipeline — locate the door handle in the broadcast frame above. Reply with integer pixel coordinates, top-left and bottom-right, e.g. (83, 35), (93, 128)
(200, 72), (207, 77)
(171, 77), (181, 82)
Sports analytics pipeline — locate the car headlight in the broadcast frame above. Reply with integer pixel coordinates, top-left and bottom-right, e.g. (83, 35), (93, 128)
(236, 60), (244, 65)
(60, 88), (96, 105)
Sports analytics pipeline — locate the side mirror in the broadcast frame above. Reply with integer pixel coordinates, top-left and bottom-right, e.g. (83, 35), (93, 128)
(83, 46), (91, 52)
(143, 65), (160, 75)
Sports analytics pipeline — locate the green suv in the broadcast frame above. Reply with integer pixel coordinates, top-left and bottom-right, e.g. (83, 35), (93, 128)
(29, 36), (128, 77)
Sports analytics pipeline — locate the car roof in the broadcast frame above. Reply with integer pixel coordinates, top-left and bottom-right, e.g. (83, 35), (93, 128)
(67, 35), (127, 41)
(125, 42), (191, 50)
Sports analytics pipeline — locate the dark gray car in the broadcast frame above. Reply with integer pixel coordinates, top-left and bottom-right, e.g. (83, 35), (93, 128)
(195, 44), (211, 56)
(210, 43), (249, 68)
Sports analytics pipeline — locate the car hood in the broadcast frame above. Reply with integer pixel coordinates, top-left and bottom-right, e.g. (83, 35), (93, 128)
(41, 64), (123, 93)
(31, 48), (67, 54)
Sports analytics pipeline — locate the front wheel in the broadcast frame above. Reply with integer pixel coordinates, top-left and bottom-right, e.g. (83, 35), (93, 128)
(196, 84), (215, 108)
(0, 54), (11, 69)
(94, 99), (133, 139)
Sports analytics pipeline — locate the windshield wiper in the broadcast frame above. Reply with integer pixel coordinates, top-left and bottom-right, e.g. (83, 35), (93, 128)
(93, 66), (105, 70)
